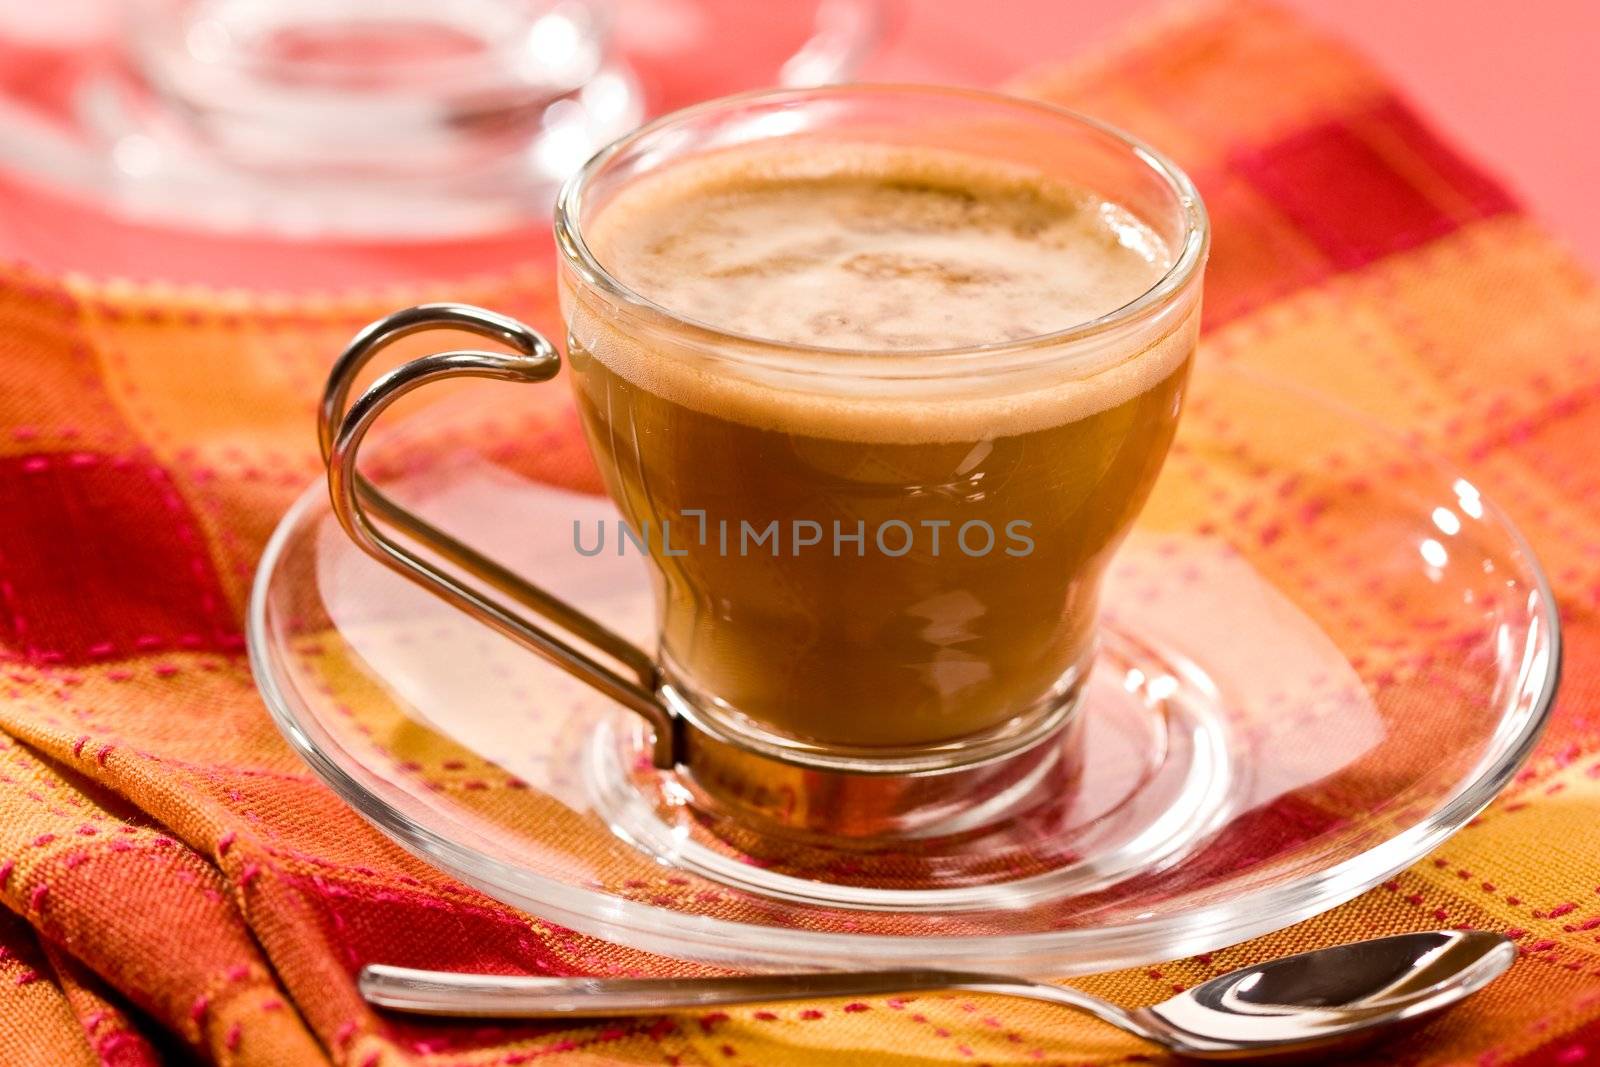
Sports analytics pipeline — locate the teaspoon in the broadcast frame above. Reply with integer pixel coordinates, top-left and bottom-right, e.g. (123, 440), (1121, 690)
(359, 930), (1513, 1061)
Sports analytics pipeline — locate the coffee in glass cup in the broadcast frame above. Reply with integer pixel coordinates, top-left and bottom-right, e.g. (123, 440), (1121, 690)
(320, 85), (1207, 835)
(566, 142), (1193, 752)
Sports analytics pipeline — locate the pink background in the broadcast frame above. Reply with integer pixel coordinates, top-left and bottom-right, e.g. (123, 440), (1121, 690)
(869, 0), (1600, 272)
(1, 0), (1596, 284)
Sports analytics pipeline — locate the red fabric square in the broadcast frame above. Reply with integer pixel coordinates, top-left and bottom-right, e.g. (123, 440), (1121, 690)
(285, 869), (582, 978)
(1230, 96), (1515, 270)
(1193, 169), (1336, 328)
(0, 452), (238, 663)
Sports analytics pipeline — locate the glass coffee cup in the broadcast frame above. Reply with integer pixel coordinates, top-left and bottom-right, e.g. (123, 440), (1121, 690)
(321, 85), (1208, 839)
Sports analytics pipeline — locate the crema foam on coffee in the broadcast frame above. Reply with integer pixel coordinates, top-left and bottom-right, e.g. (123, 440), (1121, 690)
(572, 144), (1192, 445)
(590, 146), (1167, 350)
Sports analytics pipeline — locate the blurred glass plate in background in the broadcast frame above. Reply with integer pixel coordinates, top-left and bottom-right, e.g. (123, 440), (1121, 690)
(0, 0), (880, 237)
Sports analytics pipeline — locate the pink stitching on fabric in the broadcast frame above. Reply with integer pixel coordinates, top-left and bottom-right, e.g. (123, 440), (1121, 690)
(14, 969), (39, 986)
(238, 863), (261, 887)
(72, 736), (88, 757)
(96, 743), (114, 765)
(268, 852), (480, 901)
(189, 994), (209, 1022)
(95, 1032), (146, 1061)
(217, 831), (236, 856)
(28, 884), (47, 912)
(225, 1022), (242, 1051)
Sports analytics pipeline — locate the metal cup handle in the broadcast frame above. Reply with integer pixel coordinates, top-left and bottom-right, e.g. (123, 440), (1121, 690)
(319, 303), (677, 767)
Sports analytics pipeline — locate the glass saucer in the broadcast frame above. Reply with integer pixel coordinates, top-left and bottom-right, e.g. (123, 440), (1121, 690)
(248, 366), (1559, 974)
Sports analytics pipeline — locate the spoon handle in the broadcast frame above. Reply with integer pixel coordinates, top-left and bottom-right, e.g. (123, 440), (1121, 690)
(360, 965), (1019, 1017)
(359, 964), (1158, 1047)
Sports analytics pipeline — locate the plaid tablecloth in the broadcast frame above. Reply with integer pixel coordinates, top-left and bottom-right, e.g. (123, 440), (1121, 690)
(3, 1), (1600, 1063)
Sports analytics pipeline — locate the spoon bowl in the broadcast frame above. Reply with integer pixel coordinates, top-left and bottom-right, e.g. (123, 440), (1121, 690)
(1137, 930), (1516, 1059)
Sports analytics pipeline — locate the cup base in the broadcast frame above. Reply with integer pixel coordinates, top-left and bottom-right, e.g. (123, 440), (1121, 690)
(587, 627), (1235, 907)
(670, 685), (1088, 843)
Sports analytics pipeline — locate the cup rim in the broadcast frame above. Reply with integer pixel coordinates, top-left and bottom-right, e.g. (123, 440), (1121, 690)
(553, 83), (1208, 372)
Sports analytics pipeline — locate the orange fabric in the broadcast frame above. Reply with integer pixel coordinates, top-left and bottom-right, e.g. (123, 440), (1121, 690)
(3, 1), (1600, 1063)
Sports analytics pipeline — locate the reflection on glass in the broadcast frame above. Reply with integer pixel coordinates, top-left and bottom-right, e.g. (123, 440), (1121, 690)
(1421, 538), (1449, 568)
